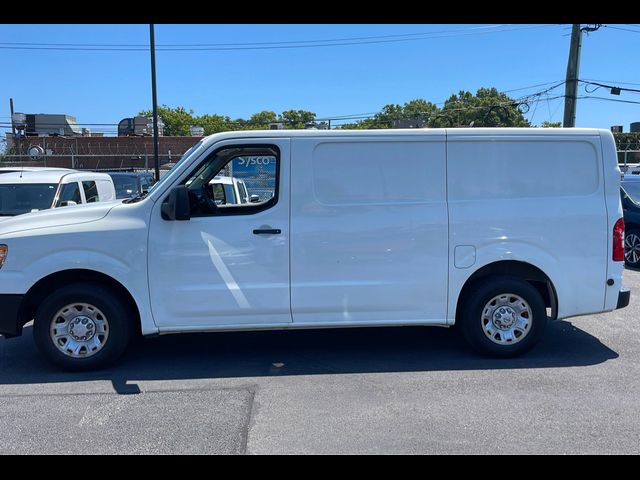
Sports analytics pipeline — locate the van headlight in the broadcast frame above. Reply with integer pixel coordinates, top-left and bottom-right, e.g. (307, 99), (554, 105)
(0, 245), (7, 269)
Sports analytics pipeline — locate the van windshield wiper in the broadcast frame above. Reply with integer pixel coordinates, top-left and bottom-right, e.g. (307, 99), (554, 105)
(123, 191), (149, 204)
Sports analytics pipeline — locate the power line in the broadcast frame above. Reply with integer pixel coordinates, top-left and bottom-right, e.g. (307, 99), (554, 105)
(603, 25), (640, 34)
(502, 80), (565, 93)
(579, 95), (640, 105)
(0, 25), (559, 52)
(0, 25), (517, 47)
(580, 80), (640, 94)
(581, 78), (640, 87)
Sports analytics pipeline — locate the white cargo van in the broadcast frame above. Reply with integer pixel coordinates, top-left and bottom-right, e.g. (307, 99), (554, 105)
(0, 128), (630, 370)
(0, 169), (117, 221)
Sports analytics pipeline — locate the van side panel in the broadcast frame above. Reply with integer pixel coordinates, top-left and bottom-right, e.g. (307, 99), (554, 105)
(290, 136), (449, 325)
(447, 134), (608, 322)
(600, 130), (625, 311)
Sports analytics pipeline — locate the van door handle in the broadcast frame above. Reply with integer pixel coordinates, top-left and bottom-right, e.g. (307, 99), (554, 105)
(253, 228), (281, 235)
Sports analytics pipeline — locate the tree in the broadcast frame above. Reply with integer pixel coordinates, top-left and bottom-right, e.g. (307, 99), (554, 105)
(340, 99), (440, 129)
(139, 87), (531, 137)
(249, 111), (278, 129)
(540, 121), (562, 128)
(138, 105), (195, 136)
(196, 114), (231, 135)
(279, 110), (316, 129)
(403, 99), (440, 123)
(429, 88), (530, 128)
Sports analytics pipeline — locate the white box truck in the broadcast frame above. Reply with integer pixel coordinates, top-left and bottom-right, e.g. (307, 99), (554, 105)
(0, 128), (630, 370)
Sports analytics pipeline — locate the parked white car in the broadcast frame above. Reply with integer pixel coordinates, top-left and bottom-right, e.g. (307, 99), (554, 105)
(0, 169), (116, 220)
(0, 128), (630, 370)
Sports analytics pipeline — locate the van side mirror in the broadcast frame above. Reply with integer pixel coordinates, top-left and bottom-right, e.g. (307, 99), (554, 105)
(161, 186), (191, 221)
(250, 194), (261, 203)
(60, 200), (77, 207)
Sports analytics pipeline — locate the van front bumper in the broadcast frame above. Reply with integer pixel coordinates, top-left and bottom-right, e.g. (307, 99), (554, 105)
(0, 294), (24, 338)
(617, 288), (631, 310)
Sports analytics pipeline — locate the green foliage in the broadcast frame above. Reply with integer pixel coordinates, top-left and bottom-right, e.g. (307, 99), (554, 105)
(430, 88), (530, 128)
(138, 106), (195, 136)
(140, 88), (533, 136)
(198, 114), (231, 135)
(249, 111), (278, 129)
(340, 89), (528, 129)
(339, 99), (439, 130)
(279, 110), (316, 129)
(540, 121), (562, 128)
(137, 107), (317, 134)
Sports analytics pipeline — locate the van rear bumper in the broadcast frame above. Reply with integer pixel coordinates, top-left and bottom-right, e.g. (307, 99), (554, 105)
(617, 288), (631, 310)
(0, 294), (24, 338)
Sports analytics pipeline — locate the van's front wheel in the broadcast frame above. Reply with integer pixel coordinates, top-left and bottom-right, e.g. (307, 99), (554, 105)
(33, 283), (132, 370)
(459, 277), (547, 357)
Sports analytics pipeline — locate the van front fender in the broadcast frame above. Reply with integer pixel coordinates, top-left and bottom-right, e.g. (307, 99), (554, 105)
(1, 249), (157, 336)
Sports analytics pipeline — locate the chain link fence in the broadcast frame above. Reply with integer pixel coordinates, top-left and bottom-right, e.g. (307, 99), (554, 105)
(220, 155), (277, 202)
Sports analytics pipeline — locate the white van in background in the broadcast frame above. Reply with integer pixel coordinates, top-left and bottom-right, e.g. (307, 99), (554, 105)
(208, 175), (253, 205)
(0, 128), (629, 370)
(0, 167), (75, 175)
(0, 169), (116, 220)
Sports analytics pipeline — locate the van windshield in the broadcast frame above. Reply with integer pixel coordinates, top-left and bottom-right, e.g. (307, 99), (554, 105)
(622, 183), (640, 205)
(111, 175), (139, 198)
(0, 184), (58, 216)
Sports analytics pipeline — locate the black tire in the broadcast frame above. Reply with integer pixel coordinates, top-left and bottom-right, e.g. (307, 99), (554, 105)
(33, 283), (133, 371)
(458, 276), (547, 357)
(624, 228), (640, 268)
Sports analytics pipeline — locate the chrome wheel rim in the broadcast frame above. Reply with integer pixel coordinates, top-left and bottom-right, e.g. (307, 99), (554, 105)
(49, 303), (109, 358)
(625, 233), (640, 265)
(481, 293), (532, 345)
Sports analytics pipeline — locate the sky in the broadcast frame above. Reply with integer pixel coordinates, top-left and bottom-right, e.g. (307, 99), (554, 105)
(1, 23), (639, 136)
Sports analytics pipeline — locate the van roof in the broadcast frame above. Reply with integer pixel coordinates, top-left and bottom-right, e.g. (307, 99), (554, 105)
(0, 170), (114, 184)
(196, 127), (608, 149)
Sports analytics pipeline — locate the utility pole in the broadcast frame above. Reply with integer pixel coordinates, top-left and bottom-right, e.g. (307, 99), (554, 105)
(563, 24), (582, 128)
(149, 24), (160, 181)
(9, 98), (17, 156)
(9, 98), (15, 138)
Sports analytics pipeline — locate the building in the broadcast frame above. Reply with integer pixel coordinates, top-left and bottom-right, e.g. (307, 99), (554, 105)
(3, 134), (202, 171)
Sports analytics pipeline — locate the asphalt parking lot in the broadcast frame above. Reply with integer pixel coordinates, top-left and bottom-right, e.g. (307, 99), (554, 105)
(1, 270), (639, 455)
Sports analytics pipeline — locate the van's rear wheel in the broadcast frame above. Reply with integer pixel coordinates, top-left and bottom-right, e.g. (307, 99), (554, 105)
(459, 276), (547, 357)
(33, 283), (132, 371)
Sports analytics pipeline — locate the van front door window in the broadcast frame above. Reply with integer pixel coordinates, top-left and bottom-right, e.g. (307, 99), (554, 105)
(184, 146), (279, 216)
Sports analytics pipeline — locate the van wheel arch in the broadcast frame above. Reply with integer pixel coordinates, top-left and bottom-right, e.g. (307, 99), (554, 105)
(20, 269), (141, 337)
(456, 261), (558, 322)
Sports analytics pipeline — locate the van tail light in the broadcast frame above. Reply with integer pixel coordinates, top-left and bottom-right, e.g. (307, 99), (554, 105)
(613, 218), (625, 262)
